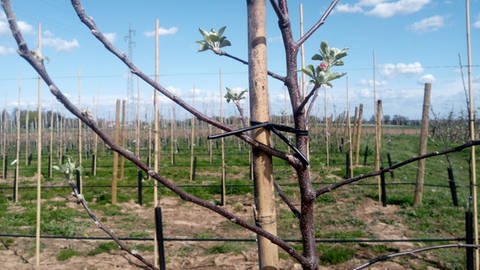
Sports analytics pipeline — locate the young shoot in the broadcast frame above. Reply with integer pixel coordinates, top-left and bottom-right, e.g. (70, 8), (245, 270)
(196, 26), (231, 54)
(302, 41), (348, 88)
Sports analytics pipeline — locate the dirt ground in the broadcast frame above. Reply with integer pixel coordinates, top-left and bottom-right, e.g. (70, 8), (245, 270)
(0, 189), (441, 270)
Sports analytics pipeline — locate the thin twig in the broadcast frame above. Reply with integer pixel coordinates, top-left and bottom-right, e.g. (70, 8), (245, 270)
(1, 0), (309, 266)
(218, 51), (286, 82)
(295, 0), (340, 50)
(274, 181), (301, 219)
(69, 0), (299, 168)
(0, 238), (30, 264)
(316, 139), (480, 197)
(296, 84), (319, 116)
(68, 181), (159, 270)
(352, 244), (480, 270)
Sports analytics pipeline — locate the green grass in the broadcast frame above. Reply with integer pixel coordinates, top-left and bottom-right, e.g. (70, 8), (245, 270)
(206, 243), (245, 254)
(318, 245), (355, 265)
(56, 248), (81, 261)
(87, 242), (119, 256)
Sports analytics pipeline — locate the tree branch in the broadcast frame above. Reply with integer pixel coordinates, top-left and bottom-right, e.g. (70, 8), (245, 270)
(68, 0), (299, 168)
(1, 0), (309, 266)
(352, 244), (480, 270)
(68, 181), (158, 270)
(296, 84), (320, 116)
(316, 139), (480, 197)
(217, 50), (286, 82)
(295, 0), (340, 50)
(274, 181), (301, 219)
(269, 0), (287, 22)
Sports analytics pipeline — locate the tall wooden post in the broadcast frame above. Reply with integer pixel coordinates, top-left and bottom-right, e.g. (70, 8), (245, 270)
(25, 108), (29, 166)
(354, 104), (363, 166)
(189, 87), (196, 182)
(375, 100), (382, 202)
(465, 1), (479, 267)
(219, 70), (226, 206)
(48, 100), (54, 178)
(247, 1), (278, 268)
(77, 71), (82, 194)
(413, 83), (431, 206)
(35, 23), (42, 268)
(92, 97), (98, 176)
(170, 106), (176, 165)
(119, 99), (126, 181)
(153, 17), (160, 268)
(135, 80), (140, 158)
(1, 109), (5, 179)
(14, 86), (20, 202)
(324, 88), (330, 166)
(346, 78), (353, 178)
(112, 99), (120, 204)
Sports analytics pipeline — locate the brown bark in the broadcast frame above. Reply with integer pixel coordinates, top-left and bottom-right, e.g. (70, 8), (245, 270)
(247, 1), (279, 268)
(413, 83), (431, 206)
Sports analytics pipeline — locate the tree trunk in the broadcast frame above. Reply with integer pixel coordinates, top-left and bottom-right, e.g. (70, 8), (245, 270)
(247, 1), (278, 268)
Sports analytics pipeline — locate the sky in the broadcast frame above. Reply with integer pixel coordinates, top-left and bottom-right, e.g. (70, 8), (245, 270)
(1, 0), (480, 121)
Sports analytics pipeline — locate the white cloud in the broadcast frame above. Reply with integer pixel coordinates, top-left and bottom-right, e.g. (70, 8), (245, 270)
(474, 15), (480, 29)
(0, 16), (33, 36)
(381, 62), (424, 77)
(104, 32), (116, 43)
(144, 26), (178, 37)
(336, 4), (364, 13)
(359, 79), (388, 87)
(409, 15), (444, 32)
(418, 74), (436, 84)
(17, 21), (33, 34)
(0, 45), (15, 56)
(43, 30), (79, 52)
(336, 0), (430, 18)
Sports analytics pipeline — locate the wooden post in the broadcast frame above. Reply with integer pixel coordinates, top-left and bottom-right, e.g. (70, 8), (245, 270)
(208, 124), (213, 164)
(92, 98), (98, 176)
(1, 109), (5, 179)
(465, 1), (479, 266)
(189, 87), (195, 182)
(374, 100), (382, 203)
(119, 99), (126, 181)
(14, 86), (20, 202)
(58, 111), (63, 165)
(77, 71), (83, 194)
(355, 104), (363, 166)
(219, 69), (227, 206)
(170, 106), (176, 165)
(352, 106), (359, 160)
(48, 101), (54, 178)
(25, 109), (29, 166)
(135, 80), (140, 158)
(247, 1), (278, 267)
(153, 18), (160, 268)
(413, 83), (431, 206)
(112, 99), (121, 204)
(324, 88), (330, 166)
(346, 78), (353, 178)
(35, 23), (42, 267)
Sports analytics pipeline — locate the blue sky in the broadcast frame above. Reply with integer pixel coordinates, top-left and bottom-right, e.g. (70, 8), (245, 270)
(1, 0), (480, 121)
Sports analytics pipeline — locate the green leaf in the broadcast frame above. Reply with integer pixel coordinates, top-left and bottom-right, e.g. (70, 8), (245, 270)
(327, 72), (346, 82)
(312, 54), (323, 61)
(320, 41), (329, 56)
(302, 65), (315, 79)
(218, 26), (227, 36)
(199, 28), (208, 38)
